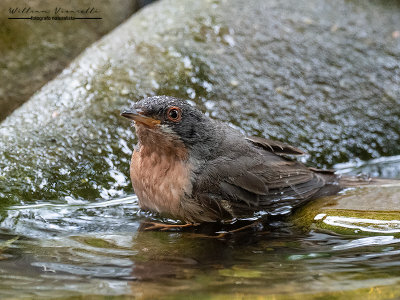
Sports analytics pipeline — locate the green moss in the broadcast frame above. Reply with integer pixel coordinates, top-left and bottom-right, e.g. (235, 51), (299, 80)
(292, 184), (400, 236)
(290, 195), (339, 230)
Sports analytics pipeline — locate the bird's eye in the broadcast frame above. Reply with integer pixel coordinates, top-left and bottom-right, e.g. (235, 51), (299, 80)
(167, 106), (182, 122)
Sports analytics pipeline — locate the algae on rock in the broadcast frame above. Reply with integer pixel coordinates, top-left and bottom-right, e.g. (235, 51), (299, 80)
(0, 0), (399, 206)
(292, 185), (400, 236)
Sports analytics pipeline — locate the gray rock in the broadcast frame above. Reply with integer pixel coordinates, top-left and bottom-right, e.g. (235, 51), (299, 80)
(0, 0), (141, 121)
(0, 0), (399, 205)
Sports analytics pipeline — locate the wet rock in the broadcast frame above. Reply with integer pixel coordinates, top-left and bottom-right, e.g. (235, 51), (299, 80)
(291, 184), (400, 236)
(0, 0), (399, 205)
(0, 0), (142, 121)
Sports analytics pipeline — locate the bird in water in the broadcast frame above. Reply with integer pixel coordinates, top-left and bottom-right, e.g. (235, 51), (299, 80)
(121, 96), (380, 228)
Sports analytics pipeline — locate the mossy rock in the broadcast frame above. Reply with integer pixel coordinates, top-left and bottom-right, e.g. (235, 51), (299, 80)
(292, 184), (400, 236)
(0, 0), (399, 206)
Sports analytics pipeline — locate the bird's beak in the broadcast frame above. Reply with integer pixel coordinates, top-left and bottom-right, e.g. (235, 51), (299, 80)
(121, 109), (161, 127)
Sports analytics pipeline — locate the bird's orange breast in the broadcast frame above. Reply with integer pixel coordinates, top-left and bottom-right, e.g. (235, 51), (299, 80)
(130, 134), (192, 218)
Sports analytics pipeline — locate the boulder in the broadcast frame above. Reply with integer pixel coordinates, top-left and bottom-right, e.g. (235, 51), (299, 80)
(0, 0), (399, 205)
(0, 0), (142, 121)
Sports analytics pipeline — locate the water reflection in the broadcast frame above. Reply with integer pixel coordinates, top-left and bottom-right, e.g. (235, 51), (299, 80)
(0, 193), (400, 298)
(323, 216), (400, 234)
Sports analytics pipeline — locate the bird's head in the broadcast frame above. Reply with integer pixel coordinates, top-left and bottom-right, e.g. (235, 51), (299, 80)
(121, 96), (215, 150)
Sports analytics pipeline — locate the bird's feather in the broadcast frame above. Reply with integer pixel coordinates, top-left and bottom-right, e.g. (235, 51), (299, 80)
(193, 125), (338, 218)
(246, 136), (305, 155)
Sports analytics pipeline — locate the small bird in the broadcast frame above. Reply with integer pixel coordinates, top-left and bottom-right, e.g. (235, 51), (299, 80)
(120, 96), (366, 224)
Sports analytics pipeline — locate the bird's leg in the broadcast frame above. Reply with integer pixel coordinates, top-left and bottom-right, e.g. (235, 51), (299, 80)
(215, 220), (263, 238)
(142, 221), (199, 231)
(190, 220), (263, 239)
(227, 221), (262, 233)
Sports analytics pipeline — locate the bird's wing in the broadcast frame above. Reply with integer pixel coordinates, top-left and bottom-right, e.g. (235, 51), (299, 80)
(194, 148), (327, 217)
(246, 136), (305, 155)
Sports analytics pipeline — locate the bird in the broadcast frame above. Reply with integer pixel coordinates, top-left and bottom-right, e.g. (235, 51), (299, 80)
(120, 96), (378, 225)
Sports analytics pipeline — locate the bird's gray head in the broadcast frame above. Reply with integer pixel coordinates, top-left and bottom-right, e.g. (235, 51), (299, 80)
(121, 96), (215, 149)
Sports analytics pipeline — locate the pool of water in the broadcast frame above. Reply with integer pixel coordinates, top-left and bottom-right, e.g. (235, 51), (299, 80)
(1, 157), (400, 299)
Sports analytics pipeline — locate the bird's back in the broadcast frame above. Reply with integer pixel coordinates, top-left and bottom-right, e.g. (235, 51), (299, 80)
(190, 122), (341, 219)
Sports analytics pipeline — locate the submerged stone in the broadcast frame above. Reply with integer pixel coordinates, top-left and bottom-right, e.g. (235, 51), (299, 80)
(0, 0), (399, 205)
(292, 184), (400, 236)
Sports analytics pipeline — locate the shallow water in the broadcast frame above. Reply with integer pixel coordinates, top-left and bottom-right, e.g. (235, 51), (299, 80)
(335, 155), (400, 179)
(1, 157), (400, 299)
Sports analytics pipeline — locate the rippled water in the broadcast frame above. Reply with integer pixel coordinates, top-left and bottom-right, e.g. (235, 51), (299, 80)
(335, 155), (400, 179)
(1, 157), (400, 299)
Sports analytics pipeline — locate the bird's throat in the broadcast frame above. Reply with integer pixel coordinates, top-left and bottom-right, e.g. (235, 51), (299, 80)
(130, 127), (192, 218)
(134, 124), (188, 160)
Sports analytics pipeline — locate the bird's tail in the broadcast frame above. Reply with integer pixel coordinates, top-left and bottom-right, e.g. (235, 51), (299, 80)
(339, 175), (400, 188)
